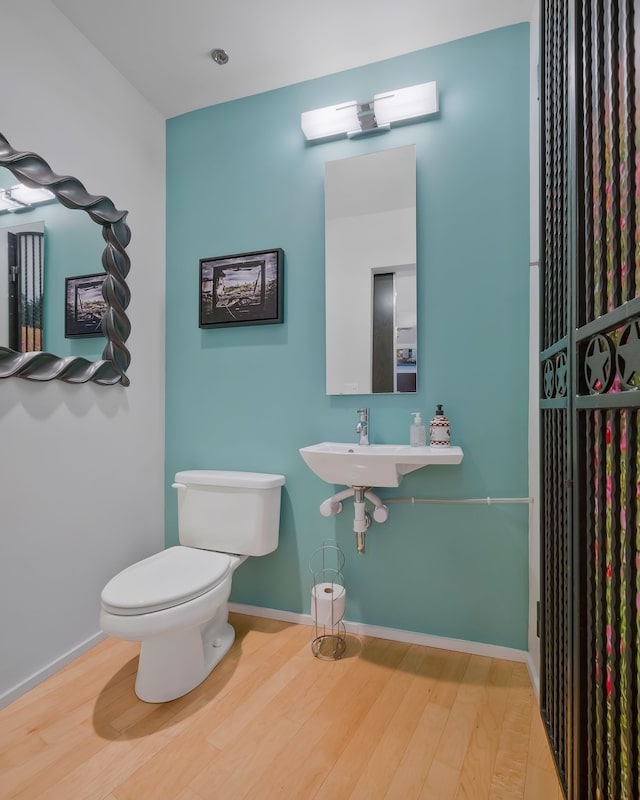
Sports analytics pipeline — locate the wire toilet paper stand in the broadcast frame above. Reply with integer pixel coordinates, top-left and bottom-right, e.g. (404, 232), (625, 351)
(309, 541), (346, 660)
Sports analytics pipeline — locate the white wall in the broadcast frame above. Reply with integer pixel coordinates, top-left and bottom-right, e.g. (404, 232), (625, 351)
(0, 0), (166, 706)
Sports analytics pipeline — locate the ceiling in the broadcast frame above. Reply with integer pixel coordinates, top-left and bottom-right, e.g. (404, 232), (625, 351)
(51, 0), (534, 119)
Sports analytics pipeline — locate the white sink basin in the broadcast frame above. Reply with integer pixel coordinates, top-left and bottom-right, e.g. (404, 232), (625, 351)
(299, 441), (463, 488)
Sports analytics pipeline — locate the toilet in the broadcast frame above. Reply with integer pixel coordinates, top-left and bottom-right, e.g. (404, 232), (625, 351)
(100, 469), (285, 703)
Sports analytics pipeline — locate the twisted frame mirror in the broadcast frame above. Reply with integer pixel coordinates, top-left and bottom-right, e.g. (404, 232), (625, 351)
(0, 132), (131, 386)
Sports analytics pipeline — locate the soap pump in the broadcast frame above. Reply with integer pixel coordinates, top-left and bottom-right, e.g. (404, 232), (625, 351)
(410, 412), (427, 446)
(429, 404), (451, 447)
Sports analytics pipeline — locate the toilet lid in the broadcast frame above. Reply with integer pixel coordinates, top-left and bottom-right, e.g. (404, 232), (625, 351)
(101, 546), (232, 615)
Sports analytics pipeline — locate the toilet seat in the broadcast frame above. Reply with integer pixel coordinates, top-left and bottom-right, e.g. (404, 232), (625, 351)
(101, 546), (232, 616)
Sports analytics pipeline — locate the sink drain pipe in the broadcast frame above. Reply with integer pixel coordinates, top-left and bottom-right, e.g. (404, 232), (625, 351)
(318, 491), (532, 553)
(319, 486), (389, 554)
(353, 488), (369, 554)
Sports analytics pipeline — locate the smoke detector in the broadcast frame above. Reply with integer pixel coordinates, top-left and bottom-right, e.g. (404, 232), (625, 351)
(210, 48), (229, 65)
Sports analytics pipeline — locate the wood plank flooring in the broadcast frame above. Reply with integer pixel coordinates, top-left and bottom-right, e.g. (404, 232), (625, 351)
(0, 613), (563, 799)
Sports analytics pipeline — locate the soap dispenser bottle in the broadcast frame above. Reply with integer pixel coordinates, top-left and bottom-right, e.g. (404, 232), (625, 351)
(429, 404), (451, 447)
(410, 412), (427, 446)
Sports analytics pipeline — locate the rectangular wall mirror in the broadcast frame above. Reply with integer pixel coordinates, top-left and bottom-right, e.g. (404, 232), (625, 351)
(324, 144), (417, 395)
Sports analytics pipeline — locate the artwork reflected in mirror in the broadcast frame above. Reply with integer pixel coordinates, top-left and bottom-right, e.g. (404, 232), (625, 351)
(324, 145), (417, 394)
(65, 273), (107, 338)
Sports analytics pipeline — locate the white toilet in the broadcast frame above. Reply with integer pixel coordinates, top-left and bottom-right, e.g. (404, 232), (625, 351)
(100, 469), (285, 703)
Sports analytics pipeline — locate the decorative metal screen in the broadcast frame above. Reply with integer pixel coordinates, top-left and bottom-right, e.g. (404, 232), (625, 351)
(541, 1), (640, 798)
(540, 0), (571, 794)
(576, 2), (640, 797)
(582, 409), (639, 799)
(540, 405), (570, 789)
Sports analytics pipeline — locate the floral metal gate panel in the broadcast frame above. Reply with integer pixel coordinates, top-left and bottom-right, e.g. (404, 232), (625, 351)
(541, 1), (640, 798)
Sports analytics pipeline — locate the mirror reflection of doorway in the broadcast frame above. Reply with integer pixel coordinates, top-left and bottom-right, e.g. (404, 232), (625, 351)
(7, 230), (44, 352)
(372, 270), (417, 393)
(372, 272), (394, 393)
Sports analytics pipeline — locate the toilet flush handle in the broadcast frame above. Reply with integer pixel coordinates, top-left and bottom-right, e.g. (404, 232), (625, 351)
(171, 482), (187, 490)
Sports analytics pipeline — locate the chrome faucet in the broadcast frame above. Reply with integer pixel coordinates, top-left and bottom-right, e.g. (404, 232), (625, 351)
(355, 408), (369, 445)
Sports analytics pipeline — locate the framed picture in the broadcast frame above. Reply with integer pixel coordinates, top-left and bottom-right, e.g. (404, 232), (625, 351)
(199, 248), (283, 328)
(65, 273), (107, 338)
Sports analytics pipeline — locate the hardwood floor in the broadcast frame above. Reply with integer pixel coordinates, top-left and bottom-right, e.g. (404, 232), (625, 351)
(0, 613), (563, 799)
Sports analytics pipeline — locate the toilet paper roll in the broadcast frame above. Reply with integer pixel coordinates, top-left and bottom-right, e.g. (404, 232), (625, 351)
(311, 582), (346, 629)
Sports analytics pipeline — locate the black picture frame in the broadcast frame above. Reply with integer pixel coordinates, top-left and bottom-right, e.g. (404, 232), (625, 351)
(199, 248), (283, 328)
(65, 273), (107, 338)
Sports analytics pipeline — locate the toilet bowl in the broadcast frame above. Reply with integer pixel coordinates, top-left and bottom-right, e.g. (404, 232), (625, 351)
(100, 470), (285, 702)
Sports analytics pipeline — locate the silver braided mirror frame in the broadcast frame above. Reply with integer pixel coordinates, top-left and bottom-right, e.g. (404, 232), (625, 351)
(0, 132), (131, 386)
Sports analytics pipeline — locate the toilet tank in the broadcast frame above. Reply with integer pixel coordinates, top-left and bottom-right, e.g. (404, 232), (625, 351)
(173, 470), (285, 556)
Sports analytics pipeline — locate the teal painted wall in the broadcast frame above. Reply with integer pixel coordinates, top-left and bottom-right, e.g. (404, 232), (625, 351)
(166, 24), (530, 649)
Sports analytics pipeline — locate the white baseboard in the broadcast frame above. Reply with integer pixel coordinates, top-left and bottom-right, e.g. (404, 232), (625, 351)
(0, 631), (107, 710)
(1, 609), (534, 712)
(229, 602), (528, 664)
(525, 651), (540, 699)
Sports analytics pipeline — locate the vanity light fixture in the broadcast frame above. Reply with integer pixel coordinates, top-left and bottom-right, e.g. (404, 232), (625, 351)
(0, 183), (55, 213)
(301, 81), (438, 141)
(0, 190), (25, 212)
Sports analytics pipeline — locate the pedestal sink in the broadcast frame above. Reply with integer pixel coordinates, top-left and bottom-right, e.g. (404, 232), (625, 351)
(299, 441), (463, 488)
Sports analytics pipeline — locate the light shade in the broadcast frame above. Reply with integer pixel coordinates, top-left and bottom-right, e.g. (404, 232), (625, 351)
(10, 184), (55, 205)
(0, 190), (24, 212)
(0, 183), (55, 213)
(301, 81), (438, 141)
(301, 102), (359, 141)
(373, 81), (438, 126)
